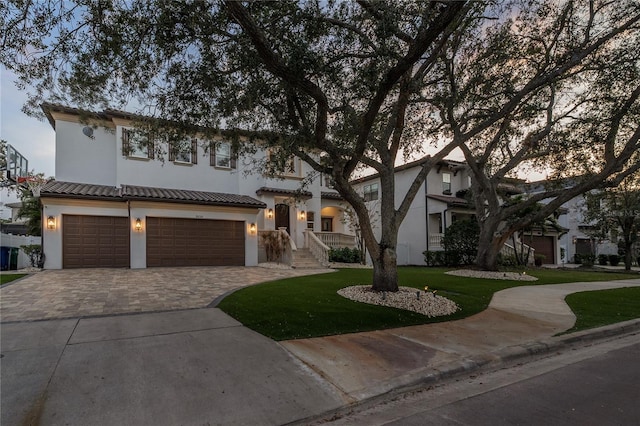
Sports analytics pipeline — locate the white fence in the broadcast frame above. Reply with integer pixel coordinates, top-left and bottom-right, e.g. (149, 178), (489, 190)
(0, 233), (42, 269)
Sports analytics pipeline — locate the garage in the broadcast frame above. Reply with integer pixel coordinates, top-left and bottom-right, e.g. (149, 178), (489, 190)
(146, 217), (245, 267)
(529, 235), (555, 264)
(63, 215), (130, 268)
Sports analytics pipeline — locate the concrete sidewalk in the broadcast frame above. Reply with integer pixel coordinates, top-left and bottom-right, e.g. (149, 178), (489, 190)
(2, 278), (639, 425)
(281, 279), (640, 403)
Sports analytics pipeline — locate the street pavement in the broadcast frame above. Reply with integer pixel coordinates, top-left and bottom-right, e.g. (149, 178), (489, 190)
(1, 269), (639, 425)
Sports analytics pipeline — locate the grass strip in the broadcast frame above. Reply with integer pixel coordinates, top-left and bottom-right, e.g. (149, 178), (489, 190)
(563, 286), (640, 333)
(0, 274), (27, 286)
(218, 267), (637, 341)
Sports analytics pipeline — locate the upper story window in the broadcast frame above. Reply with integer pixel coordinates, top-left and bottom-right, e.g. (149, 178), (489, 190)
(442, 172), (451, 195)
(211, 142), (237, 169)
(284, 156), (300, 177)
(266, 148), (301, 178)
(169, 140), (198, 164)
(364, 183), (379, 201)
(122, 128), (154, 159)
(323, 174), (335, 189)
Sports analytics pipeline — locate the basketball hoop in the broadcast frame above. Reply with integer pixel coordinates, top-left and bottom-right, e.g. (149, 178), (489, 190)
(16, 176), (47, 198)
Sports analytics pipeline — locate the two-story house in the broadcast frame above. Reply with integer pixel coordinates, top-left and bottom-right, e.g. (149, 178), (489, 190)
(350, 157), (476, 265)
(39, 104), (351, 269)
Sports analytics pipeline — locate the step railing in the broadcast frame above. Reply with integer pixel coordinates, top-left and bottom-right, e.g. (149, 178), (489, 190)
(304, 230), (330, 266)
(501, 241), (535, 265)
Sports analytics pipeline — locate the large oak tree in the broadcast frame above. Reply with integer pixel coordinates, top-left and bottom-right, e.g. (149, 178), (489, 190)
(2, 1), (639, 288)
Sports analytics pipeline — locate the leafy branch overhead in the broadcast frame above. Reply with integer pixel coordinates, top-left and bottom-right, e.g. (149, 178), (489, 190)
(2, 1), (639, 284)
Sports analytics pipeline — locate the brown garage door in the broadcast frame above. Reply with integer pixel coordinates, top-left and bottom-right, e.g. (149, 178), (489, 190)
(63, 215), (130, 268)
(530, 236), (555, 264)
(146, 217), (245, 267)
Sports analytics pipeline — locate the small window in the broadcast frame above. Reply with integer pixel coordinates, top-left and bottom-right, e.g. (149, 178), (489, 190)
(284, 156), (300, 176)
(324, 174), (335, 188)
(306, 211), (315, 230)
(364, 183), (379, 201)
(442, 173), (451, 194)
(122, 128), (154, 159)
(210, 141), (237, 169)
(170, 140), (197, 164)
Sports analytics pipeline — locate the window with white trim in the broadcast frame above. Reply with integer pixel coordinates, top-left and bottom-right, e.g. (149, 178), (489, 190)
(442, 172), (451, 194)
(170, 140), (197, 164)
(122, 128), (154, 159)
(210, 141), (237, 169)
(364, 183), (379, 201)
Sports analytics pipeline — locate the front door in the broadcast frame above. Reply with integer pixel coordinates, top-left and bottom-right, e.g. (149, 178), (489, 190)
(321, 217), (333, 232)
(275, 204), (290, 235)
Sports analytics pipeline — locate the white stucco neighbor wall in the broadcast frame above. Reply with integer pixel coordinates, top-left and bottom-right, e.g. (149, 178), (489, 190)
(42, 199), (128, 269)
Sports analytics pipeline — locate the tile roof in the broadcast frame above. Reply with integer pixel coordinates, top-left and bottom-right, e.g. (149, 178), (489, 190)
(41, 181), (121, 199)
(123, 185), (266, 208)
(255, 186), (313, 199)
(321, 191), (343, 200)
(426, 194), (470, 206)
(41, 181), (266, 208)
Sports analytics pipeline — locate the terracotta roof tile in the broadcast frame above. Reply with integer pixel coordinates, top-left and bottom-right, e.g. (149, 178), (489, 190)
(41, 181), (120, 199)
(41, 181), (266, 208)
(426, 194), (470, 206)
(255, 186), (313, 199)
(123, 185), (266, 208)
(321, 191), (343, 200)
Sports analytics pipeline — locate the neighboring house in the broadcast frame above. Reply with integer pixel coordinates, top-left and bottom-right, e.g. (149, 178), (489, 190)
(351, 157), (478, 265)
(39, 104), (350, 269)
(0, 201), (29, 236)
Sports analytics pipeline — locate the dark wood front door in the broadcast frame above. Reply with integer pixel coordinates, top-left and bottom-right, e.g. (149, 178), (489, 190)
(275, 204), (290, 235)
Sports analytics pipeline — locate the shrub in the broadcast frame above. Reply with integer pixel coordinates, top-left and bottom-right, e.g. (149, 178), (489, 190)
(574, 253), (582, 264)
(598, 254), (608, 266)
(442, 219), (479, 266)
(608, 254), (620, 266)
(423, 250), (445, 267)
(20, 244), (43, 268)
(329, 247), (362, 263)
(497, 253), (517, 267)
(534, 254), (546, 266)
(581, 254), (596, 267)
(260, 231), (287, 262)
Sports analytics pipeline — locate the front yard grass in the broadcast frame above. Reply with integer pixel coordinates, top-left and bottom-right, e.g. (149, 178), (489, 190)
(217, 267), (638, 341)
(0, 274), (26, 286)
(563, 286), (640, 333)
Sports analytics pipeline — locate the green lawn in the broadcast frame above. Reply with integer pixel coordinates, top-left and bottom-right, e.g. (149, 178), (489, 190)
(563, 286), (640, 333)
(0, 274), (27, 286)
(217, 267), (638, 341)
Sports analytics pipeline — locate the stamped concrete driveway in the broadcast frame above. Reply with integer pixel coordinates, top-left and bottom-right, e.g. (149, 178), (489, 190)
(0, 267), (332, 322)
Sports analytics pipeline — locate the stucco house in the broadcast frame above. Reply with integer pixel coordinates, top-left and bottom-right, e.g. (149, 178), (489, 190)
(350, 157), (570, 266)
(39, 104), (351, 269)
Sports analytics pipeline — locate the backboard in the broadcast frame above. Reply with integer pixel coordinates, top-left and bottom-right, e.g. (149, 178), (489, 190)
(4, 144), (29, 183)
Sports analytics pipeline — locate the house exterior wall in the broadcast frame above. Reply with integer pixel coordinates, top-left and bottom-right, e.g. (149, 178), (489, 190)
(55, 119), (117, 185)
(42, 198), (129, 269)
(351, 161), (472, 266)
(44, 106), (346, 269)
(129, 201), (260, 269)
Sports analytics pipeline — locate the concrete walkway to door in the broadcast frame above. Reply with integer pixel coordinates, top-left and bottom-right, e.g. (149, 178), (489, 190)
(0, 267), (333, 322)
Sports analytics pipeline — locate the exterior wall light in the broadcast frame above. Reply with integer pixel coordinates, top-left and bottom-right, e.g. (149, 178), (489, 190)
(47, 216), (56, 230)
(299, 211), (306, 221)
(267, 209), (274, 219)
(249, 223), (257, 234)
(135, 218), (142, 232)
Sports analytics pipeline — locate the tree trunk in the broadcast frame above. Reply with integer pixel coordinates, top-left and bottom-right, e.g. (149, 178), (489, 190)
(624, 240), (633, 271)
(371, 247), (399, 292)
(475, 216), (507, 271)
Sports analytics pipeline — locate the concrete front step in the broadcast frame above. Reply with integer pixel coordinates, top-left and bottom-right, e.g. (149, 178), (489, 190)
(292, 249), (325, 269)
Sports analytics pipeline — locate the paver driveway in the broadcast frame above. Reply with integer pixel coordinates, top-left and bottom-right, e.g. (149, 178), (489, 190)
(0, 267), (333, 322)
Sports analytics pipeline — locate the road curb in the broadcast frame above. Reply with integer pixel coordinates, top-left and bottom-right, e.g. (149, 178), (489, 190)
(288, 319), (640, 425)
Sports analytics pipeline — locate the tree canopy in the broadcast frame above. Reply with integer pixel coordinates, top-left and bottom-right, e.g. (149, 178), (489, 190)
(2, 0), (639, 285)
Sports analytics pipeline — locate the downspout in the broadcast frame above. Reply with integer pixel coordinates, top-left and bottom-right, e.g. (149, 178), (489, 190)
(425, 182), (429, 251)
